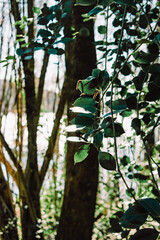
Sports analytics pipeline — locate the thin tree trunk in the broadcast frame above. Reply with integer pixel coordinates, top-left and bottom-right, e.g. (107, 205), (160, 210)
(0, 165), (18, 240)
(56, 2), (99, 240)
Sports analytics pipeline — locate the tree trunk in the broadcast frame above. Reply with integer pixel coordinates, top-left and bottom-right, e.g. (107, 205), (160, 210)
(56, 2), (99, 240)
(0, 165), (18, 240)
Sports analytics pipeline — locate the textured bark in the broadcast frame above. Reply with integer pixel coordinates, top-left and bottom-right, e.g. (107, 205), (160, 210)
(0, 165), (18, 240)
(56, 2), (99, 240)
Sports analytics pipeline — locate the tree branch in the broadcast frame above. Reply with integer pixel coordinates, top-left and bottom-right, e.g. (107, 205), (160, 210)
(0, 148), (17, 185)
(36, 51), (50, 125)
(39, 78), (67, 188)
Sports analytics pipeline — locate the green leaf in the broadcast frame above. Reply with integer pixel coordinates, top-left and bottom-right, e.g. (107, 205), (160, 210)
(132, 51), (158, 64)
(24, 55), (32, 60)
(48, 48), (65, 55)
(71, 113), (95, 127)
(92, 68), (101, 78)
(138, 198), (160, 218)
(120, 155), (130, 166)
(131, 118), (141, 135)
(16, 48), (24, 56)
(88, 6), (103, 15)
(76, 0), (97, 6)
(109, 99), (127, 111)
(136, 39), (153, 44)
(126, 188), (136, 198)
(6, 56), (15, 60)
(32, 6), (40, 14)
(37, 29), (52, 38)
(73, 96), (96, 114)
(77, 77), (97, 95)
(98, 151), (116, 170)
(104, 123), (125, 137)
(115, 0), (136, 7)
(38, 16), (48, 25)
(120, 110), (133, 117)
(109, 218), (122, 232)
(120, 204), (148, 229)
(93, 132), (103, 149)
(74, 144), (90, 164)
(120, 64), (131, 76)
(55, 37), (73, 44)
(130, 228), (159, 240)
(98, 25), (107, 34)
(125, 95), (137, 110)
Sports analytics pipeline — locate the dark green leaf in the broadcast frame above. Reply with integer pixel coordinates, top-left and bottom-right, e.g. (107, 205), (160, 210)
(48, 48), (65, 55)
(74, 144), (90, 164)
(131, 118), (141, 135)
(38, 16), (48, 25)
(92, 68), (101, 78)
(109, 99), (127, 111)
(55, 37), (73, 44)
(71, 113), (95, 127)
(120, 204), (148, 229)
(37, 29), (52, 38)
(120, 64), (131, 76)
(73, 96), (96, 114)
(121, 155), (130, 166)
(16, 48), (24, 56)
(109, 218), (122, 232)
(138, 198), (160, 218)
(88, 6), (103, 15)
(125, 95), (137, 110)
(132, 51), (158, 64)
(98, 151), (116, 170)
(98, 25), (107, 34)
(142, 113), (151, 125)
(76, 0), (97, 6)
(134, 173), (149, 181)
(126, 188), (136, 198)
(93, 132), (103, 149)
(148, 63), (160, 73)
(115, 0), (136, 7)
(130, 228), (159, 240)
(145, 89), (160, 101)
(104, 123), (125, 137)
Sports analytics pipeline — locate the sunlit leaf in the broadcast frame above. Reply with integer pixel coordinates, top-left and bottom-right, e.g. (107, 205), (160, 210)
(74, 144), (90, 164)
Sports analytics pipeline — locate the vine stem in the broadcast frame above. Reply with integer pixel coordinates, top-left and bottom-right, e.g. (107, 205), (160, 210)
(110, 6), (137, 201)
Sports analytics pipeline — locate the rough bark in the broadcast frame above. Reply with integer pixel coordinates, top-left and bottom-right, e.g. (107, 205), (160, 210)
(0, 165), (18, 240)
(56, 3), (99, 240)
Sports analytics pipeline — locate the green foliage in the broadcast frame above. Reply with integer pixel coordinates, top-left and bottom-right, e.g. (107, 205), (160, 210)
(68, 0), (160, 239)
(98, 151), (116, 170)
(14, 0), (160, 239)
(74, 144), (90, 164)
